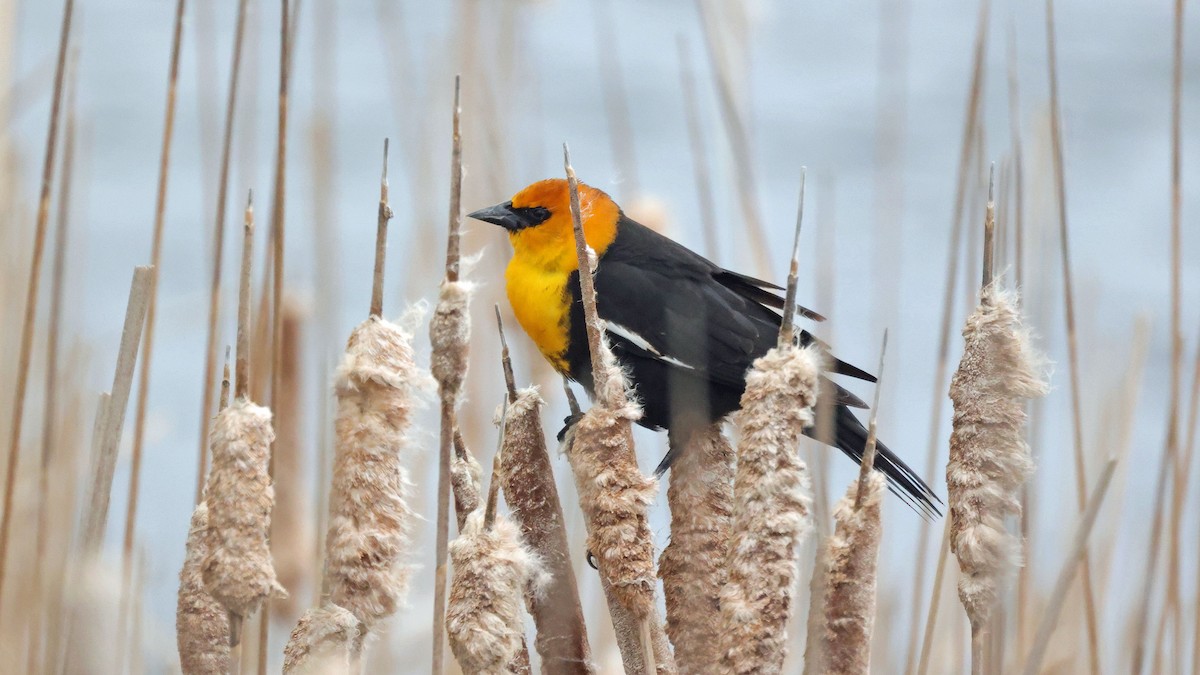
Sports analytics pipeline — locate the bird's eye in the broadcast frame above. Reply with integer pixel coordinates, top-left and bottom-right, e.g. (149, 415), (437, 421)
(511, 206), (551, 227)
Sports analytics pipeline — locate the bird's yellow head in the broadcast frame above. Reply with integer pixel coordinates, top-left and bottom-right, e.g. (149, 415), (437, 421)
(468, 178), (621, 272)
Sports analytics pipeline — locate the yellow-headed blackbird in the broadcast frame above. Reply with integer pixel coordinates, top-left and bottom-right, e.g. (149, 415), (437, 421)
(469, 178), (940, 516)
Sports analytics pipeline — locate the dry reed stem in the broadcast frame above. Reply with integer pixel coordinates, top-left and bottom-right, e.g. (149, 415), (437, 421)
(905, 3), (989, 672)
(324, 316), (421, 633)
(371, 139), (392, 318)
(432, 74), (464, 675)
(452, 431), (483, 530)
(446, 511), (545, 675)
(801, 545), (829, 675)
(80, 265), (154, 554)
(201, 399), (286, 641)
(820, 470), (886, 675)
(717, 345), (819, 674)
(1044, 1), (1101, 669)
(658, 425), (734, 674)
(177, 502), (231, 675)
(274, 301), (313, 621)
(0, 0), (73, 611)
(1020, 458), (1118, 675)
(197, 0), (248, 503)
(948, 284), (1046, 669)
(693, 0), (770, 274)
(29, 68), (77, 675)
(675, 35), (719, 259)
(282, 604), (360, 674)
(592, 0), (639, 196)
(123, 0), (185, 591)
(262, 1), (294, 664)
(498, 387), (594, 672)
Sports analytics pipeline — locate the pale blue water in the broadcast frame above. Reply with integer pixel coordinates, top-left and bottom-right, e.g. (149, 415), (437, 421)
(7, 0), (1199, 671)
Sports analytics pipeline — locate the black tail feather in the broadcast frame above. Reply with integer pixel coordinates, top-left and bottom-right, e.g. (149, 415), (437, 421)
(817, 405), (942, 518)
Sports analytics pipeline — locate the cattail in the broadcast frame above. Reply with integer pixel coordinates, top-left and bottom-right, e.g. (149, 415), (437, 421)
(718, 344), (820, 674)
(274, 299), (314, 620)
(446, 511), (546, 675)
(948, 283), (1046, 641)
(176, 502), (230, 674)
(658, 424), (734, 674)
(324, 315), (421, 632)
(451, 431), (483, 530)
(201, 398), (287, 642)
(819, 470), (886, 675)
(282, 603), (360, 674)
(563, 146), (671, 674)
(494, 307), (593, 671)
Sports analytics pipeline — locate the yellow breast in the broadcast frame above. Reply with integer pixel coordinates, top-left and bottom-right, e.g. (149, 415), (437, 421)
(505, 258), (571, 372)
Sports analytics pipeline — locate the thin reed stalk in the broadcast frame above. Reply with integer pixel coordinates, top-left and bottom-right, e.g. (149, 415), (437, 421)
(1045, 1), (1102, 669)
(675, 36), (719, 260)
(904, 3), (989, 669)
(0, 0), (74, 611)
(282, 604), (360, 674)
(1020, 459), (1119, 675)
(121, 2), (187, 665)
(592, 0), (639, 196)
(494, 311), (593, 672)
(431, 75), (465, 675)
(197, 0), (248, 504)
(658, 424), (733, 674)
(28, 66), (76, 675)
(273, 300), (313, 622)
(261, 0), (294, 665)
(79, 266), (154, 554)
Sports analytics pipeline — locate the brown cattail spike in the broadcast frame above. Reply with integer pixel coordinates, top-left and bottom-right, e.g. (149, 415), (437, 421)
(177, 502), (231, 674)
(719, 344), (819, 673)
(282, 604), (361, 674)
(236, 193), (253, 400)
(201, 399), (287, 645)
(948, 283), (1046, 654)
(446, 512), (546, 675)
(324, 317), (421, 633)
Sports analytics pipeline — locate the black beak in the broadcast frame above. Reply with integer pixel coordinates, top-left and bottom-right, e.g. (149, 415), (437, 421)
(467, 201), (523, 231)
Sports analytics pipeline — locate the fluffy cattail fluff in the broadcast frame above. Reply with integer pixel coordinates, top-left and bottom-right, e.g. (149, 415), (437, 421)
(498, 387), (593, 670)
(451, 432), (483, 530)
(819, 469), (886, 675)
(446, 511), (547, 675)
(324, 316), (421, 631)
(658, 425), (734, 674)
(948, 284), (1046, 633)
(429, 280), (472, 398)
(718, 345), (820, 674)
(201, 399), (286, 638)
(282, 603), (361, 674)
(177, 502), (230, 674)
(566, 352), (657, 619)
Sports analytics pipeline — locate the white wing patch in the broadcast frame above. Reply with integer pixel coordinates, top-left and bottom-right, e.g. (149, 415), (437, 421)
(606, 322), (696, 370)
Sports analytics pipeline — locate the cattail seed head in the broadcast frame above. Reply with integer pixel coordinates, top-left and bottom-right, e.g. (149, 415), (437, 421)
(282, 603), (361, 674)
(446, 511), (547, 675)
(719, 345), (819, 674)
(429, 280), (472, 399)
(176, 502), (230, 675)
(201, 399), (286, 624)
(658, 425), (734, 674)
(948, 285), (1046, 632)
(325, 316), (421, 630)
(820, 470), (886, 675)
